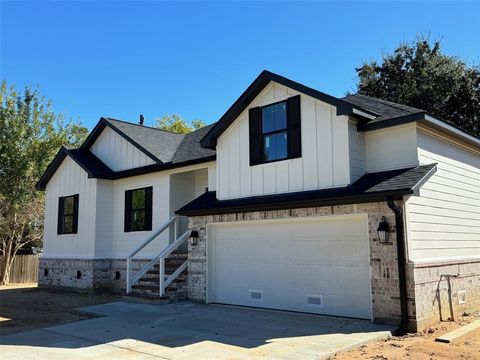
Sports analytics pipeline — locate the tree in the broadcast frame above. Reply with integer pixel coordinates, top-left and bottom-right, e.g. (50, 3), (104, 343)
(355, 38), (480, 136)
(155, 114), (206, 134)
(0, 81), (88, 284)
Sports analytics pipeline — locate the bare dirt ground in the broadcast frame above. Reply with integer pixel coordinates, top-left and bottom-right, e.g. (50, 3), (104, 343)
(1, 284), (479, 359)
(333, 311), (480, 360)
(0, 283), (120, 335)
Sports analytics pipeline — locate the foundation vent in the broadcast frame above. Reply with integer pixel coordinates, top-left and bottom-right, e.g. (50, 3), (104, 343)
(249, 290), (263, 301)
(306, 294), (323, 307)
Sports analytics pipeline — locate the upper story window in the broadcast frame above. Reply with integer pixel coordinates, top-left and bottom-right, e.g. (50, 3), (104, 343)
(57, 194), (79, 235)
(262, 102), (288, 162)
(249, 95), (301, 166)
(124, 186), (152, 232)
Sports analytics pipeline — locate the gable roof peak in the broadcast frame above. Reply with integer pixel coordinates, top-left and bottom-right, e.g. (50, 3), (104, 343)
(200, 70), (368, 149)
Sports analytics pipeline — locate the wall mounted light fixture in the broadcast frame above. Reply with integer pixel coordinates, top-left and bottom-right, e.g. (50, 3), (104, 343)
(189, 230), (199, 246)
(377, 216), (390, 243)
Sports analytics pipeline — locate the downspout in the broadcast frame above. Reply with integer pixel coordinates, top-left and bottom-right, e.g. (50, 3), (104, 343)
(387, 198), (409, 330)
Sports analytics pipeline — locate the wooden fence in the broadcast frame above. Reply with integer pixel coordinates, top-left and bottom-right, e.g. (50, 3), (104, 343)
(8, 254), (39, 283)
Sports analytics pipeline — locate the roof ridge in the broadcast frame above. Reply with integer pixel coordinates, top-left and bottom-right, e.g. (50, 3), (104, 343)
(348, 94), (425, 113)
(105, 117), (186, 136)
(185, 122), (216, 135)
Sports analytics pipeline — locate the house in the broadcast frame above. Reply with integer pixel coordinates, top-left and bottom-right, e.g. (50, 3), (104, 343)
(36, 71), (480, 331)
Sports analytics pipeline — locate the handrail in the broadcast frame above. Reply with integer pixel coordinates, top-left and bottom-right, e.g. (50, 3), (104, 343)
(127, 216), (177, 259)
(129, 230), (190, 290)
(126, 216), (178, 293)
(164, 260), (188, 289)
(158, 230), (189, 259)
(158, 230), (190, 296)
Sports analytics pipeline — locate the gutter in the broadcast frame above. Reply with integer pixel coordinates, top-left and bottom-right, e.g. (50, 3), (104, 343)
(387, 198), (409, 331)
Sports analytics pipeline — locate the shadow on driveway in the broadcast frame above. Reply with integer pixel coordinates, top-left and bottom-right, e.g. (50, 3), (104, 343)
(1, 301), (396, 359)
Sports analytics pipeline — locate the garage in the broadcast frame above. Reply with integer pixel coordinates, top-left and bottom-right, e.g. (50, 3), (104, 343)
(207, 214), (372, 320)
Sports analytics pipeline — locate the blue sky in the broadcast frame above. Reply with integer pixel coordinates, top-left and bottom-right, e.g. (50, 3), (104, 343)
(1, 1), (479, 130)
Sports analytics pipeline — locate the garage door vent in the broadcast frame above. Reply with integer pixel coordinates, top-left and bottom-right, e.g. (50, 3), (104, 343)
(306, 295), (323, 307)
(249, 290), (263, 301)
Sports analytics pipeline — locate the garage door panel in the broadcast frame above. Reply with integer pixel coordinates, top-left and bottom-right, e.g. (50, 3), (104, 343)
(210, 215), (372, 319)
(215, 240), (368, 266)
(213, 286), (372, 319)
(214, 263), (370, 293)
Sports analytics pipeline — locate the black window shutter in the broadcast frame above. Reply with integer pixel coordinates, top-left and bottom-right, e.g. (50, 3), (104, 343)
(287, 95), (302, 159)
(72, 194), (79, 234)
(144, 187), (153, 231)
(57, 197), (64, 235)
(124, 190), (132, 232)
(249, 107), (262, 166)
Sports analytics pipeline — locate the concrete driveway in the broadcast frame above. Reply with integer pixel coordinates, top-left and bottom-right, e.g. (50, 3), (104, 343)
(1, 301), (395, 359)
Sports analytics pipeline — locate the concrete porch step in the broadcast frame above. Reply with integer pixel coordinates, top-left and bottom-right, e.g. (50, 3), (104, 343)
(132, 282), (186, 291)
(153, 260), (188, 268)
(164, 252), (188, 259)
(138, 276), (186, 284)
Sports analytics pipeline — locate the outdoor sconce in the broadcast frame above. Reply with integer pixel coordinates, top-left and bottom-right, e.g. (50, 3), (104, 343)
(189, 230), (199, 246)
(377, 216), (390, 243)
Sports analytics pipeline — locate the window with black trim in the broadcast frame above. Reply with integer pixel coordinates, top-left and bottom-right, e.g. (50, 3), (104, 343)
(57, 194), (79, 235)
(124, 187), (152, 232)
(262, 101), (288, 162)
(249, 95), (301, 166)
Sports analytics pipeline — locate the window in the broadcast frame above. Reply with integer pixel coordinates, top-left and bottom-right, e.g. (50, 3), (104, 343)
(262, 102), (288, 162)
(57, 194), (79, 235)
(249, 95), (301, 166)
(124, 187), (152, 232)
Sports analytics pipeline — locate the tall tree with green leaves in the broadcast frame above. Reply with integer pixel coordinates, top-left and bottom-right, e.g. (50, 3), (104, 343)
(355, 38), (480, 136)
(0, 81), (88, 284)
(155, 114), (206, 134)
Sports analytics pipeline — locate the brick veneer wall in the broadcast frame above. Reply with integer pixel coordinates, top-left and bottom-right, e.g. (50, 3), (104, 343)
(38, 258), (149, 292)
(187, 201), (410, 325)
(409, 259), (480, 331)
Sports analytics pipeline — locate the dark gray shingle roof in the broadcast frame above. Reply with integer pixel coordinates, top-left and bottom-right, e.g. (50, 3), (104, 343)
(171, 124), (216, 164)
(104, 118), (216, 165)
(342, 94), (425, 122)
(105, 118), (185, 163)
(67, 148), (115, 178)
(36, 147), (115, 190)
(176, 164), (437, 216)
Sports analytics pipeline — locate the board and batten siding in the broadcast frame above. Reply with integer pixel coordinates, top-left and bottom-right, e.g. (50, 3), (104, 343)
(94, 179), (114, 258)
(43, 157), (97, 258)
(364, 124), (419, 173)
(349, 119), (365, 182)
(216, 82), (351, 200)
(90, 126), (156, 171)
(94, 162), (214, 259)
(406, 127), (480, 262)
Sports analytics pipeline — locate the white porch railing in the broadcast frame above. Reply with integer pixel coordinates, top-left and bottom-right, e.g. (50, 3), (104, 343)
(126, 215), (189, 295)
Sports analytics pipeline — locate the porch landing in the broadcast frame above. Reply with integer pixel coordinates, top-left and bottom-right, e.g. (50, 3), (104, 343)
(1, 301), (396, 360)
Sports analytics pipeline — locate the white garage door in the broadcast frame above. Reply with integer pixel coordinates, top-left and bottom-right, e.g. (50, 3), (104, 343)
(208, 215), (372, 320)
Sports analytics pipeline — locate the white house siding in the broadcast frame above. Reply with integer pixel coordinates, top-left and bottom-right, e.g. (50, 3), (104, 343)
(406, 127), (480, 262)
(94, 180), (114, 258)
(364, 124), (419, 173)
(109, 172), (170, 259)
(194, 168), (209, 197)
(216, 81), (351, 200)
(207, 162), (216, 191)
(90, 126), (156, 171)
(92, 162), (213, 259)
(348, 119), (365, 182)
(43, 157), (97, 258)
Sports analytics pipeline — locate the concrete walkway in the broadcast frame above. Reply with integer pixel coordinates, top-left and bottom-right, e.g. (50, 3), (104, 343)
(1, 301), (395, 359)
